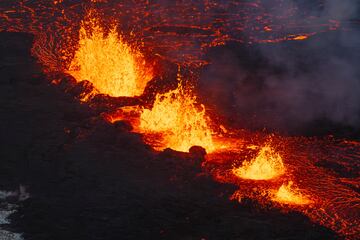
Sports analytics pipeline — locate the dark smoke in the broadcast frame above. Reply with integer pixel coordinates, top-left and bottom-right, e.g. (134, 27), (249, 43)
(199, 0), (360, 136)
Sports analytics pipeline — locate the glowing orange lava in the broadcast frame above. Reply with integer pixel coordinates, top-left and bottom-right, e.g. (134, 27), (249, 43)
(68, 12), (153, 97)
(272, 181), (312, 205)
(292, 35), (309, 41)
(232, 145), (285, 180)
(139, 79), (214, 153)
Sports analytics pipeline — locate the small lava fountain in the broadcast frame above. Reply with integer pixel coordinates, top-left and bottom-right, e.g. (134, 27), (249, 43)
(139, 78), (214, 153)
(272, 181), (313, 205)
(233, 145), (285, 180)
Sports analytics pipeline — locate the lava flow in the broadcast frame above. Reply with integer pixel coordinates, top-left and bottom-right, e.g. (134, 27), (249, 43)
(68, 11), (153, 97)
(206, 136), (360, 239)
(0, 0), (343, 67)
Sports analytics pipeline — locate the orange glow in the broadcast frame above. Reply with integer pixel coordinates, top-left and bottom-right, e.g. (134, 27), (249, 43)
(103, 106), (141, 125)
(264, 26), (272, 32)
(232, 145), (285, 180)
(68, 12), (153, 97)
(292, 35), (309, 41)
(139, 80), (214, 153)
(272, 181), (312, 205)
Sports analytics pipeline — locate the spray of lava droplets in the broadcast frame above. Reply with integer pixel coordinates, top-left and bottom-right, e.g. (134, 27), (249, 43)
(139, 74), (214, 153)
(272, 181), (313, 206)
(233, 145), (285, 180)
(67, 11), (153, 97)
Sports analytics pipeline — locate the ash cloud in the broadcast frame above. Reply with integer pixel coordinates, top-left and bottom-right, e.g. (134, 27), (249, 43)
(199, 0), (360, 136)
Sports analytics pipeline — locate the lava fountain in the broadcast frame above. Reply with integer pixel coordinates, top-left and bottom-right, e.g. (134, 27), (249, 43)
(272, 181), (312, 206)
(232, 145), (285, 180)
(139, 78), (214, 153)
(67, 11), (153, 97)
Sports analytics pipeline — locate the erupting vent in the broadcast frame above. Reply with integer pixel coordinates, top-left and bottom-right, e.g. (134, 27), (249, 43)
(272, 181), (312, 205)
(68, 11), (153, 97)
(140, 79), (214, 152)
(233, 145), (285, 180)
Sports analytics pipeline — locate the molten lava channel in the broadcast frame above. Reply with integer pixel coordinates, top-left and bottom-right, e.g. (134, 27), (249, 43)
(68, 12), (153, 97)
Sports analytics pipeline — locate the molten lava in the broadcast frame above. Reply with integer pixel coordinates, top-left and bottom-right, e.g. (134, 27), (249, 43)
(139, 80), (214, 153)
(207, 136), (360, 238)
(68, 12), (153, 97)
(272, 181), (312, 205)
(232, 145), (285, 180)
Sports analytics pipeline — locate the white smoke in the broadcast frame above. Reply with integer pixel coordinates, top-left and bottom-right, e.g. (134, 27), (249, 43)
(200, 0), (360, 134)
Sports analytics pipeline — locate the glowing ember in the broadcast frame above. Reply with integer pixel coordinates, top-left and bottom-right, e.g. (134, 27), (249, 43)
(139, 80), (214, 153)
(264, 26), (272, 32)
(103, 106), (141, 125)
(292, 35), (309, 41)
(68, 12), (153, 97)
(272, 181), (312, 205)
(232, 145), (285, 180)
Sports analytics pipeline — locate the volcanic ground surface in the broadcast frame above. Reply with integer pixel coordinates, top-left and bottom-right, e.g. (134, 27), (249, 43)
(1, 1), (360, 240)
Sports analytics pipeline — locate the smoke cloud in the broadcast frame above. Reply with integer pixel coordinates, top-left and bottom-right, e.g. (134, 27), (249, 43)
(199, 0), (360, 135)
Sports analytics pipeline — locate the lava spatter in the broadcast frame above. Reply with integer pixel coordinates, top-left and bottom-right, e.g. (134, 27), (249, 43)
(232, 145), (285, 180)
(67, 11), (153, 97)
(272, 181), (313, 205)
(139, 79), (215, 153)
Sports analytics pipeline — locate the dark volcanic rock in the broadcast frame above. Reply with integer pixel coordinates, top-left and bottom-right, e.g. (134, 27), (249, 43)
(189, 146), (207, 167)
